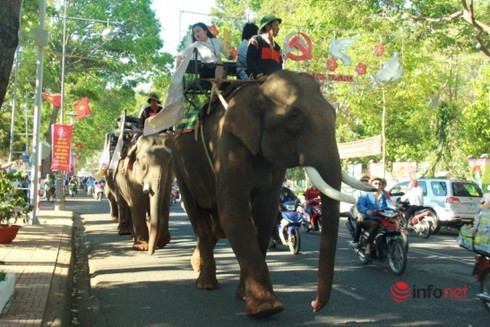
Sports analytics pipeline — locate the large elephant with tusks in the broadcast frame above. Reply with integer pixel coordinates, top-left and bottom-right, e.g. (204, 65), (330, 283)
(172, 70), (374, 316)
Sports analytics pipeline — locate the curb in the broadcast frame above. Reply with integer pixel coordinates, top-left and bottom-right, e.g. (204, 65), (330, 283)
(41, 222), (74, 327)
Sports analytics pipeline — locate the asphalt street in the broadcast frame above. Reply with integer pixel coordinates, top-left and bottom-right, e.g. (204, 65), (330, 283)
(65, 195), (489, 326)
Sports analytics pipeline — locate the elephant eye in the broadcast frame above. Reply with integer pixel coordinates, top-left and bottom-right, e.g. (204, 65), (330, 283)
(286, 110), (303, 132)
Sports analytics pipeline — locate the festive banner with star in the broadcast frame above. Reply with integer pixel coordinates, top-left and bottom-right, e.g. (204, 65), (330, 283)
(42, 93), (61, 107)
(74, 97), (92, 120)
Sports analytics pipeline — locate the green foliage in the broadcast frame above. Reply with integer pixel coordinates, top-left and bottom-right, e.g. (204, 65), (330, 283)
(0, 170), (33, 224)
(0, 271), (5, 281)
(211, 0), (489, 180)
(0, 0), (174, 164)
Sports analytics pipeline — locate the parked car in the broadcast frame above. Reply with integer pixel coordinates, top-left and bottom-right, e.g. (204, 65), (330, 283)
(389, 178), (483, 234)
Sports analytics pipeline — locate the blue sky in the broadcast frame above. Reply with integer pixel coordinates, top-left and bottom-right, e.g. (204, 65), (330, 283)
(152, 0), (216, 55)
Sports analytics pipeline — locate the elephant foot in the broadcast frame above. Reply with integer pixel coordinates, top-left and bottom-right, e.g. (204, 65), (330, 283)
(157, 233), (171, 248)
(133, 241), (149, 251)
(118, 228), (132, 236)
(245, 296), (284, 317)
(196, 272), (218, 290)
(190, 247), (201, 272)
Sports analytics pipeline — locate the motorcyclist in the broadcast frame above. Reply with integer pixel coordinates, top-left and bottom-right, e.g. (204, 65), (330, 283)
(356, 177), (390, 256)
(350, 175), (371, 246)
(400, 179), (424, 226)
(304, 186), (320, 201)
(272, 185), (298, 243)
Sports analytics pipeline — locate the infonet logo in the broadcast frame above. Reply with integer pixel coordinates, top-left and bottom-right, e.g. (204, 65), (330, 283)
(390, 281), (468, 303)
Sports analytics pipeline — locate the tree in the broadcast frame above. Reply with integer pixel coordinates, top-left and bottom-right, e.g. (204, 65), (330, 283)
(0, 0), (23, 109)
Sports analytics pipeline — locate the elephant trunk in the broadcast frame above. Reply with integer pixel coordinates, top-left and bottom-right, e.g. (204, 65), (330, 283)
(148, 176), (161, 255)
(309, 164), (341, 312)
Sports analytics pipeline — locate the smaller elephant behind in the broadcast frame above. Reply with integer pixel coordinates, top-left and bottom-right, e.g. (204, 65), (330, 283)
(115, 133), (174, 254)
(105, 171), (133, 235)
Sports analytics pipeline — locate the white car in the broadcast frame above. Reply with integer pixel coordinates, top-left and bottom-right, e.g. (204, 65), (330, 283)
(389, 178), (483, 233)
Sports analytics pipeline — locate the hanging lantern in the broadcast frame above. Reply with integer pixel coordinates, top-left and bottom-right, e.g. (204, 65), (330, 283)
(75, 155), (81, 160)
(326, 58), (339, 72)
(75, 142), (84, 149)
(355, 62), (367, 76)
(373, 43), (386, 57)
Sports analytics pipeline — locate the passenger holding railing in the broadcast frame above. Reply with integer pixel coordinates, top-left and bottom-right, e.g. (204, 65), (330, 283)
(191, 22), (233, 78)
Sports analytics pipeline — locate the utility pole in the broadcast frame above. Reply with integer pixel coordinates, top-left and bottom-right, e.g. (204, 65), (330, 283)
(30, 0), (47, 224)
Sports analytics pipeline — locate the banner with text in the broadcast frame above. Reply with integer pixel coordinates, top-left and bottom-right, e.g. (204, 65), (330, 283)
(50, 124), (73, 171)
(338, 135), (382, 159)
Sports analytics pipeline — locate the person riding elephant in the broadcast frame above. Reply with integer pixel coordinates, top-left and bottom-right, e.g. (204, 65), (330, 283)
(246, 14), (283, 81)
(115, 133), (174, 254)
(171, 69), (375, 316)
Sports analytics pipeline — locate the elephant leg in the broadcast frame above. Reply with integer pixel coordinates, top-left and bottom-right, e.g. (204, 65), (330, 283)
(132, 201), (150, 251)
(117, 197), (133, 235)
(217, 182), (283, 317)
(193, 209), (219, 289)
(251, 177), (284, 257)
(178, 181), (218, 289)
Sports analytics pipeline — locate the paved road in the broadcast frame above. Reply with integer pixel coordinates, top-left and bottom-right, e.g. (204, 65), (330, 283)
(66, 195), (488, 326)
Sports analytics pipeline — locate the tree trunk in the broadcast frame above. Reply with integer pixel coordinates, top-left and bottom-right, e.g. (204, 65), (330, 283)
(0, 0), (23, 108)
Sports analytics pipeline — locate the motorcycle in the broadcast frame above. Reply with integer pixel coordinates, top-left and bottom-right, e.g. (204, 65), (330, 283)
(301, 196), (322, 232)
(270, 200), (303, 255)
(473, 254), (490, 311)
(346, 208), (408, 275)
(396, 200), (435, 239)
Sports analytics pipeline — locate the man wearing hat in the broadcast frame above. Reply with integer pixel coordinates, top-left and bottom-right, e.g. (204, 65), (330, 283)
(138, 92), (163, 130)
(246, 14), (283, 81)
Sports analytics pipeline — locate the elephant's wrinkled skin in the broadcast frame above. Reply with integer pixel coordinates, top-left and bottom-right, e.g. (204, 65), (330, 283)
(115, 133), (174, 254)
(172, 70), (345, 316)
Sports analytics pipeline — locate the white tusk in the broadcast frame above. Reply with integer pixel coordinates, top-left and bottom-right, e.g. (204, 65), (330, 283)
(306, 167), (355, 204)
(342, 172), (377, 192)
(143, 182), (150, 194)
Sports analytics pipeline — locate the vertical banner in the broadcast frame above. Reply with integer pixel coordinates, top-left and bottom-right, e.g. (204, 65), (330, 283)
(50, 124), (72, 171)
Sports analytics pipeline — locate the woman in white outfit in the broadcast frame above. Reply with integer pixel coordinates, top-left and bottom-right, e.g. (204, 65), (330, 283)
(191, 22), (231, 78)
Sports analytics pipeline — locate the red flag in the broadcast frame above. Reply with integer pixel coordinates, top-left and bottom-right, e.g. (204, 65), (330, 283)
(42, 93), (61, 107)
(74, 97), (92, 120)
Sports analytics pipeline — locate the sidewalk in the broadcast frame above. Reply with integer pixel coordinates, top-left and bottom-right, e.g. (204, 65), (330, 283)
(0, 207), (73, 327)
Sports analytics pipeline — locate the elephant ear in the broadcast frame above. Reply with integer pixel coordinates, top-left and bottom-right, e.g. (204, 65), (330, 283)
(126, 143), (138, 172)
(223, 85), (266, 155)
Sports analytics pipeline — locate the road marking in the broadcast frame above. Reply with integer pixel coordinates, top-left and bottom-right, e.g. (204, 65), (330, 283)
(274, 285), (365, 300)
(333, 285), (365, 300)
(338, 231), (474, 266)
(408, 248), (474, 266)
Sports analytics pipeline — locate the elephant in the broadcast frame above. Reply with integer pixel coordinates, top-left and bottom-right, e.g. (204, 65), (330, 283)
(172, 70), (374, 316)
(104, 171), (133, 235)
(102, 132), (132, 235)
(115, 133), (174, 254)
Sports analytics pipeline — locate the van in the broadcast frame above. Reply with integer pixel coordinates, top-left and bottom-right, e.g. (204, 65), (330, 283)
(389, 178), (483, 233)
